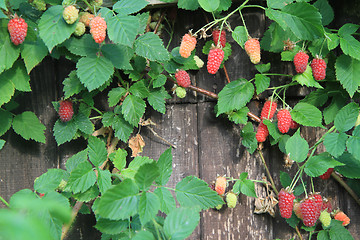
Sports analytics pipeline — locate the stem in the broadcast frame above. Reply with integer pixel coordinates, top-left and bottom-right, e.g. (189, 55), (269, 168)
(223, 64), (231, 83)
(295, 226), (304, 240)
(152, 219), (162, 239)
(154, 11), (166, 34)
(239, 10), (250, 37)
(331, 172), (360, 207)
(0, 195), (9, 207)
(82, 0), (94, 13)
(61, 201), (84, 240)
(243, 5), (266, 10)
(258, 149), (279, 195)
(146, 126), (176, 149)
(263, 73), (293, 77)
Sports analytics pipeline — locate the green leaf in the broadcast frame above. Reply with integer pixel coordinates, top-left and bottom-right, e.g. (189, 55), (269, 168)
(265, 2), (324, 40)
(72, 185), (99, 203)
(53, 119), (77, 145)
(98, 179), (139, 220)
(255, 63), (271, 73)
(0, 70), (15, 107)
(267, 0), (293, 9)
(65, 149), (88, 173)
(228, 107), (249, 125)
(286, 212), (301, 228)
(178, 0), (200, 10)
(155, 148), (173, 186)
(317, 230), (330, 240)
(329, 220), (354, 240)
(153, 75), (167, 88)
(279, 171), (292, 188)
(335, 54), (360, 97)
(0, 139), (5, 150)
(281, 46), (301, 61)
(63, 71), (85, 99)
(109, 148), (127, 171)
(88, 136), (107, 167)
(74, 112), (94, 134)
(217, 79), (254, 116)
(198, 0), (219, 12)
(255, 74), (270, 94)
(263, 119), (282, 142)
(323, 132), (348, 158)
(147, 87), (170, 114)
(346, 126), (360, 160)
(293, 65), (323, 88)
(313, 0), (334, 26)
(240, 122), (257, 154)
(102, 44), (133, 70)
(108, 87), (127, 107)
(66, 161), (97, 193)
(175, 176), (224, 210)
(113, 0), (148, 15)
(0, 109), (12, 136)
(0, 38), (20, 74)
(21, 38), (48, 73)
(323, 96), (346, 125)
(232, 26), (248, 48)
(300, 89), (328, 107)
(285, 130), (309, 162)
(240, 179), (257, 197)
(97, 169), (112, 195)
(334, 102), (359, 132)
(164, 207), (200, 240)
(335, 153), (360, 179)
(34, 169), (68, 193)
(138, 192), (160, 225)
(261, 22), (297, 53)
(95, 218), (128, 235)
(4, 60), (30, 92)
(338, 24), (359, 36)
(291, 103), (323, 127)
(12, 111), (46, 143)
(304, 152), (344, 177)
(107, 15), (139, 47)
(39, 6), (77, 51)
(326, 33), (340, 50)
(135, 162), (160, 191)
(154, 187), (176, 214)
(339, 34), (360, 62)
(121, 95), (146, 126)
(112, 113), (134, 142)
(76, 56), (114, 91)
(63, 34), (98, 57)
(134, 32), (170, 62)
(133, 230), (155, 240)
(121, 156), (154, 179)
(129, 80), (149, 98)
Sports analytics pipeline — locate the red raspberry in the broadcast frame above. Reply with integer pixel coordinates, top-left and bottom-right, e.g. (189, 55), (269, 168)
(278, 188), (295, 219)
(39, 193), (45, 198)
(260, 100), (277, 120)
(334, 211), (350, 226)
(310, 193), (323, 220)
(293, 201), (303, 219)
(319, 168), (333, 180)
(90, 16), (107, 44)
(277, 109), (292, 134)
(311, 57), (326, 81)
(8, 14), (28, 45)
(175, 69), (191, 88)
(244, 38), (261, 64)
(256, 121), (269, 143)
(300, 197), (318, 227)
(321, 198), (332, 213)
(63, 5), (79, 24)
(58, 100), (74, 122)
(293, 51), (309, 73)
(215, 176), (227, 196)
(207, 47), (224, 74)
(179, 33), (196, 58)
(212, 29), (226, 48)
(290, 120), (299, 129)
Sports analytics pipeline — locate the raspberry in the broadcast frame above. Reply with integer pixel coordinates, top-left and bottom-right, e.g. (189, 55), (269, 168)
(58, 100), (74, 122)
(319, 210), (331, 227)
(39, 193), (45, 198)
(175, 87), (186, 98)
(321, 198), (332, 213)
(215, 176), (227, 196)
(207, 47), (224, 74)
(8, 15), (28, 45)
(334, 211), (350, 226)
(175, 70), (191, 88)
(311, 193), (323, 220)
(311, 57), (326, 81)
(290, 120), (299, 129)
(79, 12), (94, 27)
(91, 0), (102, 8)
(256, 121), (269, 143)
(74, 22), (85, 37)
(226, 192), (237, 208)
(293, 51), (309, 74)
(278, 188), (295, 219)
(32, 0), (46, 11)
(277, 109), (292, 134)
(261, 100), (277, 120)
(194, 55), (204, 68)
(300, 198), (318, 227)
(179, 33), (196, 58)
(319, 168), (333, 180)
(212, 29), (226, 48)
(63, 5), (79, 25)
(90, 16), (107, 44)
(293, 201), (303, 220)
(244, 38), (261, 64)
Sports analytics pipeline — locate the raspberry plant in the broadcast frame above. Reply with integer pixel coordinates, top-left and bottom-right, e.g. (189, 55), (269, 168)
(0, 0), (359, 239)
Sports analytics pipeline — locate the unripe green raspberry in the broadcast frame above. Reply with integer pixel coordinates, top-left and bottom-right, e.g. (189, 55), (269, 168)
(62, 0), (74, 7)
(91, 0), (102, 8)
(319, 210), (331, 227)
(33, 0), (46, 11)
(74, 22), (85, 36)
(57, 179), (67, 191)
(63, 5), (79, 24)
(226, 192), (237, 208)
(194, 55), (204, 68)
(215, 204), (223, 210)
(175, 87), (186, 98)
(149, 22), (157, 30)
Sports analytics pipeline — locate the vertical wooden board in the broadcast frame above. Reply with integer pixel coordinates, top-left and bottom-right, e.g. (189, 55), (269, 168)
(198, 102), (273, 240)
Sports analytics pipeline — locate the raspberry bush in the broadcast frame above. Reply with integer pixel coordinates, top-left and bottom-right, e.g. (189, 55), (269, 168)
(0, 0), (359, 239)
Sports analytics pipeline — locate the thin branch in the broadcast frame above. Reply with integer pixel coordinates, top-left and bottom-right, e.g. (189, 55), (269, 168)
(295, 226), (303, 240)
(154, 11), (166, 34)
(61, 201), (83, 240)
(258, 149), (279, 195)
(0, 195), (9, 208)
(147, 126), (176, 149)
(223, 64), (231, 83)
(331, 172), (360, 207)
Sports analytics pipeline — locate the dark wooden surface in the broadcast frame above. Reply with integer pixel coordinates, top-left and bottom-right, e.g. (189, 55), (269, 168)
(1, 3), (360, 240)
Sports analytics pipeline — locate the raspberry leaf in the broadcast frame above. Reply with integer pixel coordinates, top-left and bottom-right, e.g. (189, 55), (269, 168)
(88, 136), (107, 167)
(121, 94), (146, 126)
(0, 109), (12, 136)
(121, 156), (154, 179)
(155, 148), (173, 186)
(134, 32), (170, 62)
(228, 107), (249, 125)
(304, 152), (344, 177)
(334, 102), (360, 132)
(97, 169), (112, 195)
(34, 169), (68, 194)
(291, 103), (323, 127)
(53, 119), (77, 145)
(0, 68), (15, 107)
(63, 71), (85, 99)
(346, 126), (360, 160)
(147, 87), (171, 114)
(293, 65), (323, 88)
(138, 192), (160, 225)
(329, 220), (354, 240)
(0, 38), (20, 74)
(64, 34), (98, 57)
(267, 0), (292, 9)
(21, 38), (48, 74)
(102, 44), (134, 70)
(232, 26), (248, 49)
(97, 178), (140, 220)
(240, 122), (257, 154)
(135, 162), (160, 191)
(0, 139), (4, 150)
(335, 152), (360, 179)
(335, 54), (360, 97)
(314, 0), (334, 26)
(263, 119), (281, 142)
(178, 0), (200, 10)
(12, 111), (46, 143)
(113, 0), (148, 15)
(107, 15), (139, 47)
(112, 113), (134, 142)
(74, 113), (94, 134)
(66, 161), (97, 193)
(154, 187), (176, 214)
(198, 0), (219, 12)
(94, 218), (128, 235)
(109, 148), (127, 171)
(164, 207), (200, 240)
(285, 130), (309, 163)
(65, 149), (88, 173)
(108, 87), (127, 107)
(129, 80), (149, 99)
